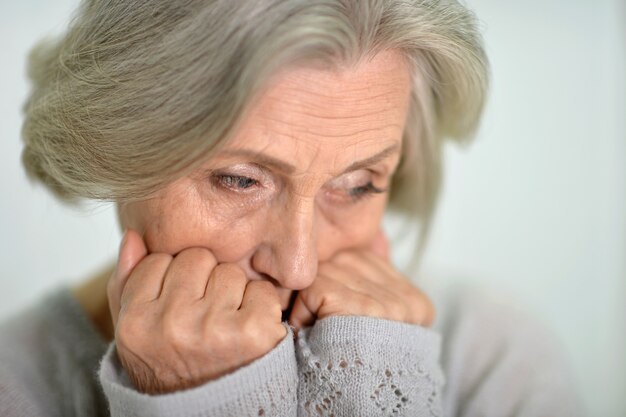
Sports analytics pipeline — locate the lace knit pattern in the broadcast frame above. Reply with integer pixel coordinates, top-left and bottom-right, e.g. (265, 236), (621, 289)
(295, 316), (444, 417)
(0, 286), (587, 417)
(98, 316), (443, 417)
(99, 324), (299, 417)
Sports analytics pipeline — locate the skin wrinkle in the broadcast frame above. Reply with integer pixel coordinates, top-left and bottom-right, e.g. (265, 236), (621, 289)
(241, 93), (401, 142)
(259, 105), (400, 122)
(117, 49), (412, 310)
(249, 70), (407, 139)
(233, 137), (397, 182)
(193, 162), (274, 220)
(254, 95), (401, 135)
(251, 118), (401, 139)
(272, 57), (407, 102)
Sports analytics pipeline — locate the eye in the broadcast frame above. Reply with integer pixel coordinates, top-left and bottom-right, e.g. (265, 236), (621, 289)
(213, 174), (259, 191)
(348, 182), (387, 202)
(324, 170), (389, 204)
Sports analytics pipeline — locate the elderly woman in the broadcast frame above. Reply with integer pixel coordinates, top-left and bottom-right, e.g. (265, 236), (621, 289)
(1, 0), (583, 416)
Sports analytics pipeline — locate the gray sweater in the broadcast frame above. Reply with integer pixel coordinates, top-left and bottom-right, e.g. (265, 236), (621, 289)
(0, 284), (585, 417)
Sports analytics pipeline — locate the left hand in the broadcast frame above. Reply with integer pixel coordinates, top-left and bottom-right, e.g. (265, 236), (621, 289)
(288, 229), (435, 330)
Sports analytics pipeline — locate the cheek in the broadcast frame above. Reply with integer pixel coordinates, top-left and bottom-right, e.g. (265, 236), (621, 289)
(131, 190), (264, 260)
(120, 178), (389, 263)
(317, 197), (388, 257)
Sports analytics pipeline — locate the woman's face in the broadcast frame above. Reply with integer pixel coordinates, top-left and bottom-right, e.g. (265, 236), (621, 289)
(118, 49), (412, 310)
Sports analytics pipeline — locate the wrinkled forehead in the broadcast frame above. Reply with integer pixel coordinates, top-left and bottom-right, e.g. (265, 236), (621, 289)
(217, 50), (412, 174)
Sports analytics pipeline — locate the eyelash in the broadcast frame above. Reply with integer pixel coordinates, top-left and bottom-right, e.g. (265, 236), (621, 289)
(347, 182), (387, 201)
(212, 174), (386, 202)
(215, 175), (259, 190)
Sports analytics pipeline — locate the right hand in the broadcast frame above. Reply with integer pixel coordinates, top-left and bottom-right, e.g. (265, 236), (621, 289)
(107, 229), (287, 395)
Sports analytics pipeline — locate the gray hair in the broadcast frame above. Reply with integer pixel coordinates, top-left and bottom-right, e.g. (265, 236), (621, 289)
(21, 0), (489, 256)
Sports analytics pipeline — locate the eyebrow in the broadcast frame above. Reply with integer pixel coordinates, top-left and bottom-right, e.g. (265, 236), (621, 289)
(220, 143), (400, 175)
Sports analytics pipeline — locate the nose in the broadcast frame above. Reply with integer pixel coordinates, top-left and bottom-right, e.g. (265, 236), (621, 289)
(251, 197), (318, 290)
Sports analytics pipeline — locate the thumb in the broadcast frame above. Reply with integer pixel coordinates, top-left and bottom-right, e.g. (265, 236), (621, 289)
(108, 228), (148, 328)
(288, 290), (317, 332)
(368, 228), (390, 262)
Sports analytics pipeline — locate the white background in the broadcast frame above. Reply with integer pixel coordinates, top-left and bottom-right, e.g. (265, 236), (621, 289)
(0, 1), (624, 415)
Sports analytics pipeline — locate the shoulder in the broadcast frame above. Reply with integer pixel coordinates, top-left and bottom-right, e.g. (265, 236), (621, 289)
(0, 292), (61, 415)
(0, 292), (60, 381)
(425, 281), (586, 417)
(0, 287), (108, 416)
(0, 303), (50, 416)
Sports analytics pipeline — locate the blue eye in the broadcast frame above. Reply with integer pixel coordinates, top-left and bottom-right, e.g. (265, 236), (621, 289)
(211, 171), (387, 204)
(348, 182), (386, 201)
(215, 175), (259, 190)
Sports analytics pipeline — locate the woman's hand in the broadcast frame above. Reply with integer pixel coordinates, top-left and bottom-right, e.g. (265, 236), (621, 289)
(288, 230), (435, 330)
(107, 229), (287, 395)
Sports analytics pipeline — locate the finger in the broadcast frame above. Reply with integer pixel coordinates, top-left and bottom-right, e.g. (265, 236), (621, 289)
(368, 227), (390, 261)
(416, 292), (436, 327)
(203, 263), (247, 311)
(318, 261), (401, 310)
(316, 260), (376, 292)
(288, 275), (346, 329)
(240, 280), (281, 320)
(348, 245), (409, 288)
(119, 252), (172, 307)
(330, 251), (392, 287)
(159, 247), (217, 305)
(288, 291), (316, 331)
(107, 228), (148, 327)
(423, 305), (435, 327)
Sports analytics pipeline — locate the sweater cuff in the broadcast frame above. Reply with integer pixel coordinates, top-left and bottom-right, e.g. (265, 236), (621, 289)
(98, 323), (298, 417)
(296, 315), (444, 416)
(301, 315), (442, 361)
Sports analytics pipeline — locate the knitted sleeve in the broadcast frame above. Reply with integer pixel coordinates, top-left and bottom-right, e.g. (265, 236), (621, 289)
(98, 324), (298, 417)
(0, 377), (46, 417)
(295, 315), (445, 417)
(436, 287), (588, 417)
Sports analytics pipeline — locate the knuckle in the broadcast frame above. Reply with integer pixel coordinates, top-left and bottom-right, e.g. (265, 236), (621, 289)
(264, 296), (283, 319)
(212, 263), (246, 283)
(151, 252), (174, 263)
(205, 322), (235, 352)
(407, 291), (422, 307)
(268, 301), (282, 318)
(359, 295), (384, 316)
(240, 318), (262, 341)
(247, 279), (275, 295)
(115, 316), (145, 350)
(423, 296), (436, 326)
(387, 302), (407, 321)
(240, 318), (281, 354)
(161, 313), (191, 348)
(323, 289), (342, 306)
(275, 323), (288, 340)
(160, 315), (178, 341)
(178, 247), (217, 267)
(147, 252), (174, 269)
(408, 290), (435, 325)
